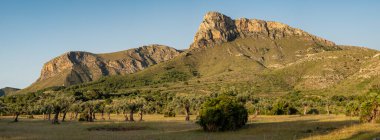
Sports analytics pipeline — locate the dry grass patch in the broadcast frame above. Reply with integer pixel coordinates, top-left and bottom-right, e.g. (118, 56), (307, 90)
(1, 114), (380, 140)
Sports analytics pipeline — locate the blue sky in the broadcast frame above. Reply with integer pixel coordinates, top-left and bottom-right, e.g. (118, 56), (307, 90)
(0, 0), (379, 89)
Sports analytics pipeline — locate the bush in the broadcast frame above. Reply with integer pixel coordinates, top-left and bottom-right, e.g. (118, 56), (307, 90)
(197, 96), (248, 132)
(307, 108), (319, 115)
(272, 100), (299, 115)
(358, 90), (380, 123)
(160, 70), (189, 82)
(163, 108), (176, 117)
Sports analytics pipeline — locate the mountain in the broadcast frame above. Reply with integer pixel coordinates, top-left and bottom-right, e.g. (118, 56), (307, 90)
(0, 87), (20, 96)
(190, 12), (336, 50)
(22, 12), (380, 96)
(23, 45), (182, 92)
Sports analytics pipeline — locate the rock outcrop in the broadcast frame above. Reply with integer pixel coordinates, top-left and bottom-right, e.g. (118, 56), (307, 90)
(190, 12), (336, 49)
(34, 45), (181, 88)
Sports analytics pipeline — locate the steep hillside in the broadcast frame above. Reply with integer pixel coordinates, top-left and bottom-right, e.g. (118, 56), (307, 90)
(57, 12), (380, 96)
(23, 45), (181, 92)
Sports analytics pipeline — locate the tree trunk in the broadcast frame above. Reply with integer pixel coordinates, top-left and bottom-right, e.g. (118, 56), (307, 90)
(48, 112), (51, 121)
(254, 109), (260, 118)
(129, 110), (134, 121)
(43, 112), (46, 120)
(88, 111), (93, 122)
(93, 112), (96, 120)
(124, 111), (129, 121)
(69, 112), (73, 120)
(371, 106), (379, 123)
(303, 106), (308, 115)
(101, 111), (105, 120)
(52, 111), (60, 124)
(61, 112), (67, 122)
(75, 112), (79, 119)
(14, 113), (20, 122)
(108, 112), (111, 120)
(139, 111), (143, 121)
(326, 105), (330, 115)
(185, 107), (190, 121)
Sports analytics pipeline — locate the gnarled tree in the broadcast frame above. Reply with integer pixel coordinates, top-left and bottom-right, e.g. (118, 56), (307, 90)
(4, 94), (27, 122)
(48, 93), (74, 124)
(172, 93), (204, 121)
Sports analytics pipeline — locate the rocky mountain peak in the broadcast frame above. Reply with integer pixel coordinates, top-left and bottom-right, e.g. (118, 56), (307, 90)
(191, 12), (238, 49)
(190, 12), (336, 49)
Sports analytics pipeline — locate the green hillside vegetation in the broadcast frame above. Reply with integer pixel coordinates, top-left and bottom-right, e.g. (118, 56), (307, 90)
(2, 36), (378, 126)
(50, 37), (378, 97)
(2, 32), (377, 123)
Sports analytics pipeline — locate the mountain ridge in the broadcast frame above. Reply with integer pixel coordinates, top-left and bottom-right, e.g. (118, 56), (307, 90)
(23, 44), (182, 92)
(190, 12), (336, 50)
(20, 12), (379, 95)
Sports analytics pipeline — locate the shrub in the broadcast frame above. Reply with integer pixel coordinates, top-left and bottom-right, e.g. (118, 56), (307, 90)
(307, 109), (319, 115)
(358, 90), (380, 123)
(272, 100), (299, 115)
(345, 101), (360, 116)
(160, 70), (189, 82)
(197, 96), (248, 132)
(163, 107), (176, 117)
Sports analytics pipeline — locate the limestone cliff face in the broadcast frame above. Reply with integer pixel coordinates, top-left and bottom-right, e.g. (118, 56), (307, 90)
(190, 12), (336, 49)
(36, 45), (181, 87)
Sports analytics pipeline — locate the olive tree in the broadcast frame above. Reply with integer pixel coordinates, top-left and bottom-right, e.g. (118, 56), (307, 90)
(173, 93), (194, 121)
(69, 101), (82, 120)
(172, 93), (206, 121)
(113, 98), (130, 121)
(322, 98), (333, 115)
(114, 97), (145, 121)
(359, 91), (380, 123)
(104, 104), (114, 120)
(126, 97), (145, 121)
(4, 94), (27, 122)
(37, 96), (54, 120)
(48, 93), (74, 124)
(4, 95), (27, 122)
(81, 100), (101, 122)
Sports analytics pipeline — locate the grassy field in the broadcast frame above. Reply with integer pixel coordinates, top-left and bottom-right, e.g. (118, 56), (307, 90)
(1, 114), (380, 140)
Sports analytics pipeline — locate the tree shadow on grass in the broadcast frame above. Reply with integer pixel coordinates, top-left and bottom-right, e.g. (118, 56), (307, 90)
(160, 118), (363, 140)
(239, 118), (361, 140)
(342, 131), (380, 140)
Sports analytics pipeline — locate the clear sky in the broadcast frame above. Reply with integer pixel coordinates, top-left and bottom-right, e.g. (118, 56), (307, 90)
(0, 0), (379, 89)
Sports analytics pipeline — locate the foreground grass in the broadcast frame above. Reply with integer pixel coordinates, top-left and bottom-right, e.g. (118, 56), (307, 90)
(0, 114), (380, 140)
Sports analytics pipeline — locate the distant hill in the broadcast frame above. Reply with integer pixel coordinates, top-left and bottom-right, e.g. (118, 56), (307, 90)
(0, 87), (20, 96)
(21, 12), (380, 96)
(22, 45), (182, 92)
